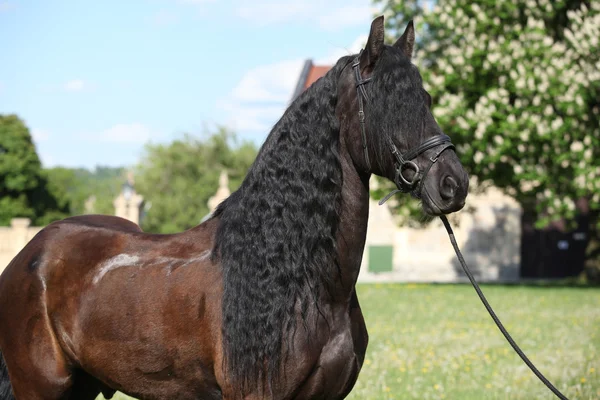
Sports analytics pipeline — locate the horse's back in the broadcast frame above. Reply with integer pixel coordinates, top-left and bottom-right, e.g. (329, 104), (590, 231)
(0, 214), (224, 399)
(58, 214), (144, 232)
(0, 214), (144, 290)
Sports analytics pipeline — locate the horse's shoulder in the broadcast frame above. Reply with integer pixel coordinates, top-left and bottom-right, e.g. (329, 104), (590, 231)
(51, 214), (143, 233)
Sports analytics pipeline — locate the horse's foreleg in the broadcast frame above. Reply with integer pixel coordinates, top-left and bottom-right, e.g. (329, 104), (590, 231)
(4, 340), (72, 399)
(2, 309), (73, 399)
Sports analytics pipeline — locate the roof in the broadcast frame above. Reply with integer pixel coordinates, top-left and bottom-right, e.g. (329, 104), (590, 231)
(305, 65), (330, 90)
(289, 60), (332, 102)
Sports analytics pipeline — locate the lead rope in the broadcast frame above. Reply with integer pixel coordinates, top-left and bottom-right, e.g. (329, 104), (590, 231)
(440, 215), (569, 400)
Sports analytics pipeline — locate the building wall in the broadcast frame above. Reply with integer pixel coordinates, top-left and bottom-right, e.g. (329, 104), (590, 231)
(359, 186), (522, 282)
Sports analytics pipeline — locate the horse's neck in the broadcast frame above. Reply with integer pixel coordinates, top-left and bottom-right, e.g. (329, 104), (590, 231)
(335, 140), (371, 294)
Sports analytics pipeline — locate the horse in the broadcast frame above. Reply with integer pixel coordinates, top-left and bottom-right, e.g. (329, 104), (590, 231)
(0, 16), (468, 400)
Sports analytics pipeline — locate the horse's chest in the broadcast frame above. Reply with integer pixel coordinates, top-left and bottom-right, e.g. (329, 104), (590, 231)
(293, 304), (368, 399)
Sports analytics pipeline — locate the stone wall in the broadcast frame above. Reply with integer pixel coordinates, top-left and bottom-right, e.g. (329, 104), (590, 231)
(0, 219), (44, 275)
(1, 186), (522, 283)
(1, 180), (146, 276)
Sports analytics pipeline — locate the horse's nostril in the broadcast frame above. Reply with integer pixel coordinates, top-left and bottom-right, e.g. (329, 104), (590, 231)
(440, 175), (458, 200)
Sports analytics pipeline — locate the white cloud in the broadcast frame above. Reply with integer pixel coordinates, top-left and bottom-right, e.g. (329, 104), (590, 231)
(219, 59), (304, 135)
(232, 60), (304, 103)
(235, 0), (374, 31)
(31, 128), (50, 143)
(90, 123), (156, 143)
(316, 34), (368, 64)
(64, 79), (86, 92)
(218, 31), (369, 138)
(219, 102), (285, 133)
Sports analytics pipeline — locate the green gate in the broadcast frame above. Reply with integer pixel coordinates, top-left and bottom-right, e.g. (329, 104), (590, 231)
(368, 245), (393, 273)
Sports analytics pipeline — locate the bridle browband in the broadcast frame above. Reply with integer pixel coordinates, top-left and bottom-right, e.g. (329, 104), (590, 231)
(351, 54), (456, 202)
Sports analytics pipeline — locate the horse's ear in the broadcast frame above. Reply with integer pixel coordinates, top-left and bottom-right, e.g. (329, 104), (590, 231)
(394, 20), (415, 60)
(360, 16), (385, 68)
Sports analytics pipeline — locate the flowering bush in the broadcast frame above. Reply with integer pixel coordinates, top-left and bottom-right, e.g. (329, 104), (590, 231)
(373, 0), (600, 229)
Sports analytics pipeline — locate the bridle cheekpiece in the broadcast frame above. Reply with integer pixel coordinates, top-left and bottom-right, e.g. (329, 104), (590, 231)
(351, 53), (456, 204)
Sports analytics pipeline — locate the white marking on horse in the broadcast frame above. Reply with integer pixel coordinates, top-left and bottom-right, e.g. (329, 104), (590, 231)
(164, 251), (211, 275)
(93, 254), (140, 284)
(197, 250), (211, 262)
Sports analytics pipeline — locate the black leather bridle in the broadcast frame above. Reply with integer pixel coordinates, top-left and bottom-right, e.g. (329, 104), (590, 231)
(351, 54), (456, 201)
(352, 53), (569, 400)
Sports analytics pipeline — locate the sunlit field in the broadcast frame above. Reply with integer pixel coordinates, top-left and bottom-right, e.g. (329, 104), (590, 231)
(100, 283), (600, 400)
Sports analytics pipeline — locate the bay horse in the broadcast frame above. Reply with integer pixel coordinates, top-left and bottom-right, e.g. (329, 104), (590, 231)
(0, 17), (468, 400)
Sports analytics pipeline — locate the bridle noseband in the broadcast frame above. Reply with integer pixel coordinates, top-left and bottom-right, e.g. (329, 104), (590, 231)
(351, 54), (456, 202)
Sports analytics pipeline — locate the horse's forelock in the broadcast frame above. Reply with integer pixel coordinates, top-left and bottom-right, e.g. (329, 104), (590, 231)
(365, 46), (430, 172)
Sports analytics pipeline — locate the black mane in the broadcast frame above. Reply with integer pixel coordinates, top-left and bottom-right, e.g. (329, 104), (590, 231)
(212, 56), (351, 394)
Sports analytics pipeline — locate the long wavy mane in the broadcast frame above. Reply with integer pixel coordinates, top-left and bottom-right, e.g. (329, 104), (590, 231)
(212, 56), (351, 395)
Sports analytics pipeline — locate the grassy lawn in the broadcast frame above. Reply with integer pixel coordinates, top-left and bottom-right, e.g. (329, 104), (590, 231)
(100, 283), (600, 400)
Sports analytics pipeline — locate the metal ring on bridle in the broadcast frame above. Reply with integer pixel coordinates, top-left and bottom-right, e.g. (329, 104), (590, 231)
(398, 160), (420, 187)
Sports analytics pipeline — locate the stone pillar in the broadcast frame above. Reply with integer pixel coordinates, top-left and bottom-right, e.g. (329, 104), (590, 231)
(208, 171), (231, 213)
(10, 218), (31, 254)
(84, 195), (96, 214)
(114, 173), (144, 225)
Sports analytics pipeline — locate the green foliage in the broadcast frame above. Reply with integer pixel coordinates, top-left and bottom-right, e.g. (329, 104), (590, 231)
(375, 0), (424, 35)
(87, 167), (129, 214)
(0, 114), (69, 225)
(135, 127), (257, 234)
(0, 115), (41, 193)
(44, 166), (126, 217)
(374, 0), (600, 230)
(43, 167), (75, 212)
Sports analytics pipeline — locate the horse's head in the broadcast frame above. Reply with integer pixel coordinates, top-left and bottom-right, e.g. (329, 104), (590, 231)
(337, 16), (468, 216)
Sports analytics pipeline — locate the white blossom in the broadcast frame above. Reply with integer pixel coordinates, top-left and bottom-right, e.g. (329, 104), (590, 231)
(391, 0), (600, 225)
(570, 141), (584, 152)
(474, 151), (484, 163)
(551, 118), (563, 131)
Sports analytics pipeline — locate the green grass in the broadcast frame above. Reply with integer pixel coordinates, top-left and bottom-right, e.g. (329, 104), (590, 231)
(100, 284), (600, 400)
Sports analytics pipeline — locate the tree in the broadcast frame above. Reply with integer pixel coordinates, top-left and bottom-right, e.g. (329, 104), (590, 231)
(135, 128), (257, 234)
(372, 0), (599, 229)
(44, 166), (125, 217)
(0, 114), (68, 225)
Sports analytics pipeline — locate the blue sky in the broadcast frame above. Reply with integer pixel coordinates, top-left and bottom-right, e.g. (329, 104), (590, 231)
(0, 0), (378, 169)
